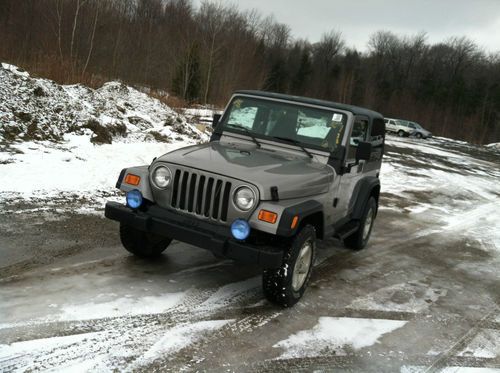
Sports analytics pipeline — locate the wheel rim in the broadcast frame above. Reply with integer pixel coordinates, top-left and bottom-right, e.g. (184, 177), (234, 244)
(398, 131), (404, 137)
(363, 207), (374, 241)
(416, 133), (422, 138)
(292, 240), (313, 291)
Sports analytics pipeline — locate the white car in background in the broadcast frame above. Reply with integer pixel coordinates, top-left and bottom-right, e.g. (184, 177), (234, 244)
(384, 118), (432, 139)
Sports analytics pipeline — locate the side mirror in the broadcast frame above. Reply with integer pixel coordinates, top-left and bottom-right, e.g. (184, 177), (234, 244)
(212, 113), (222, 127)
(356, 141), (372, 162)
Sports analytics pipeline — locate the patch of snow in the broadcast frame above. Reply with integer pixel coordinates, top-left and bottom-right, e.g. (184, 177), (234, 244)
(59, 292), (186, 321)
(132, 320), (232, 367)
(400, 366), (426, 373)
(458, 328), (500, 359)
(1, 62), (30, 77)
(485, 142), (500, 150)
(0, 134), (190, 201)
(0, 331), (105, 369)
(348, 282), (446, 313)
(273, 317), (407, 359)
(440, 368), (500, 373)
(197, 276), (260, 311)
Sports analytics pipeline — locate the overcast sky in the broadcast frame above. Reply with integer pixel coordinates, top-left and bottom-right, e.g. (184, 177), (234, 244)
(193, 0), (500, 53)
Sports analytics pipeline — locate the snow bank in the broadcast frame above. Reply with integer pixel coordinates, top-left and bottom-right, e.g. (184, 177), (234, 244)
(0, 62), (207, 144)
(0, 62), (213, 203)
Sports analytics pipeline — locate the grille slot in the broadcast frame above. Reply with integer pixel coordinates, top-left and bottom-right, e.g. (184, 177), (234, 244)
(170, 169), (232, 222)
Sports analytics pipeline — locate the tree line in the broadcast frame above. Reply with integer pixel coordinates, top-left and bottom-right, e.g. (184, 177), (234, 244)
(1, 0), (499, 144)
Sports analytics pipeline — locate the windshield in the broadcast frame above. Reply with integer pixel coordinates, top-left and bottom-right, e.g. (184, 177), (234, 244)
(218, 96), (347, 152)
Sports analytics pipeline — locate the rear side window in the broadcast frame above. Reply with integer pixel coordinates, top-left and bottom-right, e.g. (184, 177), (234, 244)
(347, 116), (369, 159)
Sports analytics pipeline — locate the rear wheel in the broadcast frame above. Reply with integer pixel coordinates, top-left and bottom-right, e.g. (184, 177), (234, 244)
(344, 197), (377, 251)
(119, 223), (172, 257)
(262, 225), (316, 307)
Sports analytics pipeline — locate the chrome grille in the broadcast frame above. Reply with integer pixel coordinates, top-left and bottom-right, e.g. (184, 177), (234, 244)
(171, 169), (232, 222)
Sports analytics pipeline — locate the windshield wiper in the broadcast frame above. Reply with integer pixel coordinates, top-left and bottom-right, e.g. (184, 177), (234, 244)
(271, 136), (313, 158)
(226, 124), (261, 148)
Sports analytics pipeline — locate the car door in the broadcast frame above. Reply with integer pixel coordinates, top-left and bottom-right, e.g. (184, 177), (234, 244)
(386, 119), (396, 132)
(332, 115), (370, 224)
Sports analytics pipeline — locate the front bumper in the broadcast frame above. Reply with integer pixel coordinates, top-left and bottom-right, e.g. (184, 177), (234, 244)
(105, 202), (283, 268)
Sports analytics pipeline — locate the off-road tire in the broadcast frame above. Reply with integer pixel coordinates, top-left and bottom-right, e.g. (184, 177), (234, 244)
(344, 197), (377, 251)
(119, 223), (172, 257)
(262, 225), (316, 307)
(398, 130), (405, 137)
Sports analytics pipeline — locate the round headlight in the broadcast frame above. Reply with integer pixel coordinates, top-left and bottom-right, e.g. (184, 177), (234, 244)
(231, 219), (251, 240)
(233, 186), (256, 211)
(126, 189), (143, 209)
(152, 166), (172, 188)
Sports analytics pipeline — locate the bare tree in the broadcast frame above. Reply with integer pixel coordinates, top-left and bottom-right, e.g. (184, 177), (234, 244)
(82, 0), (100, 78)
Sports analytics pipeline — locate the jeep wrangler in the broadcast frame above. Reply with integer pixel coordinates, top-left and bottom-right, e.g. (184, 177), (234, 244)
(105, 90), (385, 307)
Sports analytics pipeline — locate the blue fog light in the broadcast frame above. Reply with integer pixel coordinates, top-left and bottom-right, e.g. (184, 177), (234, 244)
(126, 189), (143, 209)
(231, 219), (250, 240)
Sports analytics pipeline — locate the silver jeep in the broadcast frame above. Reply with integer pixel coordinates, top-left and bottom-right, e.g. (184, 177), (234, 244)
(105, 90), (385, 307)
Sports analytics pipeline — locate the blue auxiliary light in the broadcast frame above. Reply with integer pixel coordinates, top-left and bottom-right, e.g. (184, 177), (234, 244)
(126, 189), (143, 209)
(231, 219), (251, 240)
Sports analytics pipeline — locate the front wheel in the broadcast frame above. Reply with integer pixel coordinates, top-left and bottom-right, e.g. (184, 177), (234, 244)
(262, 225), (316, 307)
(119, 223), (172, 257)
(344, 197), (377, 251)
(398, 130), (405, 137)
(415, 132), (422, 139)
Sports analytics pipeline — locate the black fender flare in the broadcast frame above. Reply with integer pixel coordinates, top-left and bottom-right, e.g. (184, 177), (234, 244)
(350, 176), (380, 220)
(276, 200), (323, 238)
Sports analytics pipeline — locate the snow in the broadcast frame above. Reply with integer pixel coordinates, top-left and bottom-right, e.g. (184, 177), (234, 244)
(132, 320), (232, 368)
(0, 62), (212, 207)
(0, 331), (100, 356)
(1, 134), (190, 200)
(273, 317), (407, 359)
(197, 276), (260, 311)
(485, 142), (500, 150)
(381, 136), (500, 254)
(401, 367), (500, 373)
(1, 62), (29, 77)
(440, 368), (500, 373)
(348, 281), (446, 313)
(458, 329), (500, 359)
(0, 62), (207, 144)
(59, 292), (186, 321)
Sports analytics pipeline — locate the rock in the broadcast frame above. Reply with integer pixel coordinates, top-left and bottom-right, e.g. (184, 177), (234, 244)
(33, 86), (46, 97)
(84, 119), (113, 144)
(14, 111), (32, 122)
(148, 131), (171, 143)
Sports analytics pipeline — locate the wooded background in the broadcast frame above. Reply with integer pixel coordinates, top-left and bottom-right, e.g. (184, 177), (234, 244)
(1, 0), (499, 144)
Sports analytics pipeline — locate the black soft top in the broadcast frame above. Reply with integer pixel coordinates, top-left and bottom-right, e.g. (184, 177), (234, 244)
(234, 90), (383, 120)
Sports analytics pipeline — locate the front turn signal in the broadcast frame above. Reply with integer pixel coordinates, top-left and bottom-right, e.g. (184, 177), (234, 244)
(124, 173), (141, 186)
(258, 210), (278, 224)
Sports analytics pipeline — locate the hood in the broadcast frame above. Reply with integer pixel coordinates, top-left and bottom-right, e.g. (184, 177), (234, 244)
(155, 141), (334, 200)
